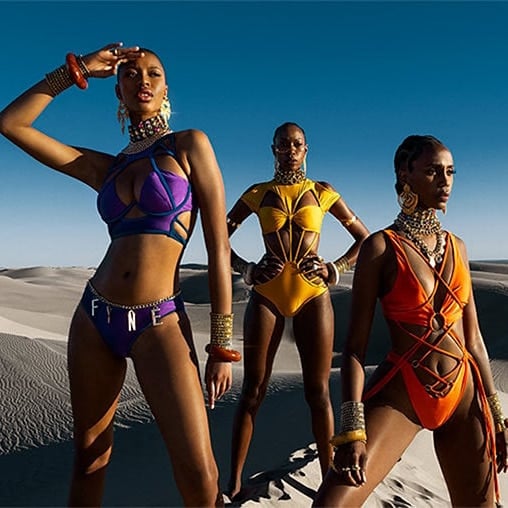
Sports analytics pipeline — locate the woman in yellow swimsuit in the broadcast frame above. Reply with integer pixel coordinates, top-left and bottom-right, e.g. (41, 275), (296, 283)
(313, 134), (508, 507)
(226, 122), (369, 499)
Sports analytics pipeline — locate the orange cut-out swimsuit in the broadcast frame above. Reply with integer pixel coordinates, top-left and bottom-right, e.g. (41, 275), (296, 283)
(364, 229), (499, 499)
(240, 179), (340, 317)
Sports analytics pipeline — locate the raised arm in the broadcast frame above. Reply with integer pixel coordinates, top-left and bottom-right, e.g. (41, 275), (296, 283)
(0, 43), (142, 190)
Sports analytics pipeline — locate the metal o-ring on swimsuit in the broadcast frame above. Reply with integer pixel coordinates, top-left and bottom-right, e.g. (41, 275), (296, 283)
(366, 229), (472, 428)
(80, 133), (194, 357)
(365, 229), (499, 499)
(241, 179), (340, 317)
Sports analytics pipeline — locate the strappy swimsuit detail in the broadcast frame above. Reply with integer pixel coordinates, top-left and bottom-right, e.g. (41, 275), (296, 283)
(364, 229), (499, 500)
(97, 133), (194, 244)
(86, 133), (192, 357)
(241, 179), (339, 317)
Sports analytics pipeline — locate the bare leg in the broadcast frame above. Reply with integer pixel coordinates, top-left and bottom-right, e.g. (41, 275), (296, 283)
(313, 403), (421, 507)
(67, 306), (127, 507)
(227, 293), (285, 498)
(131, 309), (222, 507)
(434, 369), (495, 506)
(293, 292), (334, 477)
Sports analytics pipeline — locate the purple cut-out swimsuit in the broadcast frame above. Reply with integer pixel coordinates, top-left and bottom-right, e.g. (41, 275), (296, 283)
(80, 281), (185, 358)
(97, 133), (194, 244)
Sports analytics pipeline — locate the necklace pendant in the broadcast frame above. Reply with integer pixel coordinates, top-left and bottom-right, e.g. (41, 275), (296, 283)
(429, 257), (436, 268)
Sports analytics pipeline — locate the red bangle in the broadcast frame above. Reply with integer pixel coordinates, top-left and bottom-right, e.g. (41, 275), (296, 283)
(205, 344), (241, 362)
(65, 53), (88, 90)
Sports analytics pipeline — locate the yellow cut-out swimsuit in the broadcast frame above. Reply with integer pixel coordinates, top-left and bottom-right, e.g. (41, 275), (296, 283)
(241, 179), (340, 317)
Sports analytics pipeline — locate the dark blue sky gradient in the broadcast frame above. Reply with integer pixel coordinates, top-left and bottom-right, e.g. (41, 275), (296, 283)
(1, 1), (506, 266)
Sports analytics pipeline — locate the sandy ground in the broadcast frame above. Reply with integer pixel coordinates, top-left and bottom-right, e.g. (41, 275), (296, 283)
(0, 262), (507, 507)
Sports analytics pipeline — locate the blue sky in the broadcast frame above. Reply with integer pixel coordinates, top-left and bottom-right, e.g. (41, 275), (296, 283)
(1, 1), (507, 267)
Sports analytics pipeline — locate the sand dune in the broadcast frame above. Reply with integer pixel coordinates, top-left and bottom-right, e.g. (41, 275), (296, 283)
(0, 263), (507, 506)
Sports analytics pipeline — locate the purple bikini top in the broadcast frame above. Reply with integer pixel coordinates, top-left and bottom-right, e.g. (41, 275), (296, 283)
(97, 133), (194, 245)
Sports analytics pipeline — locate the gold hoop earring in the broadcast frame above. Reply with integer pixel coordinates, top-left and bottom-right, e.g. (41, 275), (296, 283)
(159, 95), (171, 124)
(117, 101), (129, 134)
(397, 183), (418, 214)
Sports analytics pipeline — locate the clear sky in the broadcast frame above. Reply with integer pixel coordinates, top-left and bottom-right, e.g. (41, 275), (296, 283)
(1, 1), (506, 268)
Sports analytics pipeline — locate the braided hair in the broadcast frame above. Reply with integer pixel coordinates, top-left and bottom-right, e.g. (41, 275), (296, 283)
(394, 135), (448, 194)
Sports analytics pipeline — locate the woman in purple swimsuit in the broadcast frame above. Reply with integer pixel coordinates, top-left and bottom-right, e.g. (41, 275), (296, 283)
(0, 43), (239, 506)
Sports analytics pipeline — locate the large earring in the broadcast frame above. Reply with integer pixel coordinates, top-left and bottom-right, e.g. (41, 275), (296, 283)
(117, 101), (129, 134)
(159, 95), (171, 124)
(302, 156), (307, 174)
(397, 183), (418, 214)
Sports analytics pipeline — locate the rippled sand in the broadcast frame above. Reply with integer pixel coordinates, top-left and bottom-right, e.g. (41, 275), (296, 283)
(0, 263), (507, 506)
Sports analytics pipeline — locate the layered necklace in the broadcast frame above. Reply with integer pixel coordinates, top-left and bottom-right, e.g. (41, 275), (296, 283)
(274, 165), (306, 185)
(394, 208), (445, 267)
(122, 114), (170, 154)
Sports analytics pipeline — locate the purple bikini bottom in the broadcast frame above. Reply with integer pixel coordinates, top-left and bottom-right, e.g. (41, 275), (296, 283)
(80, 281), (185, 358)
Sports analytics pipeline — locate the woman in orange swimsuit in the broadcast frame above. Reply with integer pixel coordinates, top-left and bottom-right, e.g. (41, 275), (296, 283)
(226, 122), (369, 499)
(313, 135), (508, 507)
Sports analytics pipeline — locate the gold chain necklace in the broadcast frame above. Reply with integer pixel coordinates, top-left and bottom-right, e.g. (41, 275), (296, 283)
(395, 209), (445, 267)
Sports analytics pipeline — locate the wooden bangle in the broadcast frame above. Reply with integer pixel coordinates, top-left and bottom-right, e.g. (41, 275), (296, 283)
(205, 344), (241, 362)
(65, 53), (88, 89)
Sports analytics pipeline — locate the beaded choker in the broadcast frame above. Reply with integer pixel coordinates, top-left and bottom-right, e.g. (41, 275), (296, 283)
(274, 166), (306, 185)
(122, 114), (170, 154)
(394, 209), (445, 267)
(128, 114), (168, 142)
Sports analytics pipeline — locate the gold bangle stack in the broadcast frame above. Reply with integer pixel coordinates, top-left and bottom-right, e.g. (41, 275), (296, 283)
(326, 261), (340, 286)
(340, 401), (365, 431)
(333, 255), (351, 274)
(210, 312), (234, 348)
(487, 392), (507, 433)
(44, 54), (91, 97)
(330, 400), (367, 448)
(76, 55), (91, 79)
(330, 429), (367, 447)
(207, 312), (241, 362)
(45, 65), (74, 97)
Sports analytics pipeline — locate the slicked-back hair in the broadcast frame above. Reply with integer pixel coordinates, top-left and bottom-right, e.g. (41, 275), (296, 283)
(272, 122), (306, 144)
(117, 48), (166, 82)
(394, 135), (448, 194)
